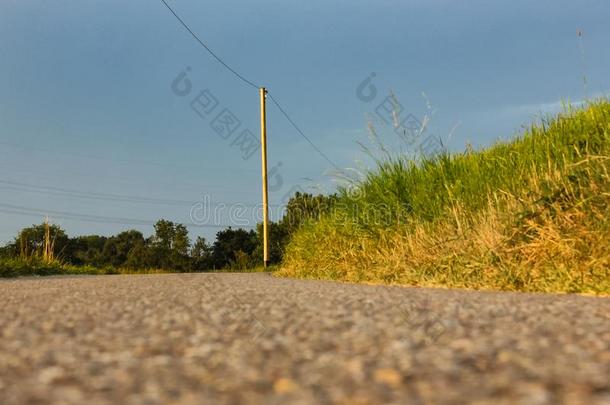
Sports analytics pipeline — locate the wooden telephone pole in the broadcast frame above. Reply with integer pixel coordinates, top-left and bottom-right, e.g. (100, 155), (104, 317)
(260, 87), (270, 268)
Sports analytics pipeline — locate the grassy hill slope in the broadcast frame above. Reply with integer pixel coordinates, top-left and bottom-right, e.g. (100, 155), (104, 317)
(278, 101), (610, 294)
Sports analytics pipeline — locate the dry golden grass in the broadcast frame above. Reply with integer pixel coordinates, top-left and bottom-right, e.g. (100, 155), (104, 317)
(278, 102), (610, 294)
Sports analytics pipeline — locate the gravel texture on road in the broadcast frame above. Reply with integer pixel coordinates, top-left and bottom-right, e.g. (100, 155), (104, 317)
(0, 273), (609, 404)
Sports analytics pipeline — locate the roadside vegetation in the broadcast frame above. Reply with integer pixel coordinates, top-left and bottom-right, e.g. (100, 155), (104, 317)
(278, 100), (610, 294)
(0, 258), (168, 278)
(0, 193), (334, 277)
(4, 102), (608, 293)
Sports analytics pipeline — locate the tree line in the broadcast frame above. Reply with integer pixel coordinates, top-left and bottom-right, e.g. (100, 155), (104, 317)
(0, 192), (337, 271)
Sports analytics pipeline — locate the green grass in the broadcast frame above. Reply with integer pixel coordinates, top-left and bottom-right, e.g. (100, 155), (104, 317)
(0, 258), (174, 278)
(206, 264), (277, 273)
(0, 258), (108, 278)
(278, 100), (610, 294)
(0, 257), (274, 278)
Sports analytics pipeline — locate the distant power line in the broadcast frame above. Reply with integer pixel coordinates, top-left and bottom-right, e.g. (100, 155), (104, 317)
(0, 179), (286, 208)
(0, 159), (258, 197)
(0, 203), (255, 229)
(0, 140), (253, 175)
(159, 0), (340, 170)
(0, 179), (196, 206)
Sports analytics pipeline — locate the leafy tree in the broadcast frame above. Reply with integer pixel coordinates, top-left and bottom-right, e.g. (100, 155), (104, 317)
(247, 192), (337, 266)
(191, 236), (213, 271)
(0, 243), (14, 259)
(281, 192), (337, 233)
(64, 235), (107, 266)
(170, 223), (191, 272)
(252, 222), (290, 265)
(125, 241), (152, 270)
(2, 195), (340, 272)
(101, 230), (145, 268)
(0, 241), (17, 258)
(212, 228), (257, 269)
(230, 250), (251, 270)
(173, 224), (190, 256)
(15, 223), (69, 260)
(153, 219), (176, 250)
(149, 220), (192, 270)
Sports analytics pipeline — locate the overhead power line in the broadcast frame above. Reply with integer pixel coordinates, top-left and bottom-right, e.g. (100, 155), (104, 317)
(0, 140), (253, 175)
(0, 158), (259, 198)
(159, 0), (259, 89)
(0, 203), (255, 229)
(0, 179), (286, 208)
(159, 0), (340, 170)
(267, 94), (340, 170)
(0, 179), (195, 206)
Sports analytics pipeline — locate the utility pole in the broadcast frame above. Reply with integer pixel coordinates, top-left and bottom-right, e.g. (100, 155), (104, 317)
(43, 216), (52, 264)
(260, 87), (270, 268)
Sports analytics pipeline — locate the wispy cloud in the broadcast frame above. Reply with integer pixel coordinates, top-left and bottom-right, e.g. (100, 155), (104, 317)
(497, 92), (609, 120)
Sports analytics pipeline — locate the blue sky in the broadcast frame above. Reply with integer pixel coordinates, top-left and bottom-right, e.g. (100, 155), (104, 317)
(1, 0), (609, 244)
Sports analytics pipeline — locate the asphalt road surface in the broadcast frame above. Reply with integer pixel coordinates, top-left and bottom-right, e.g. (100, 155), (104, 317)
(0, 273), (609, 404)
